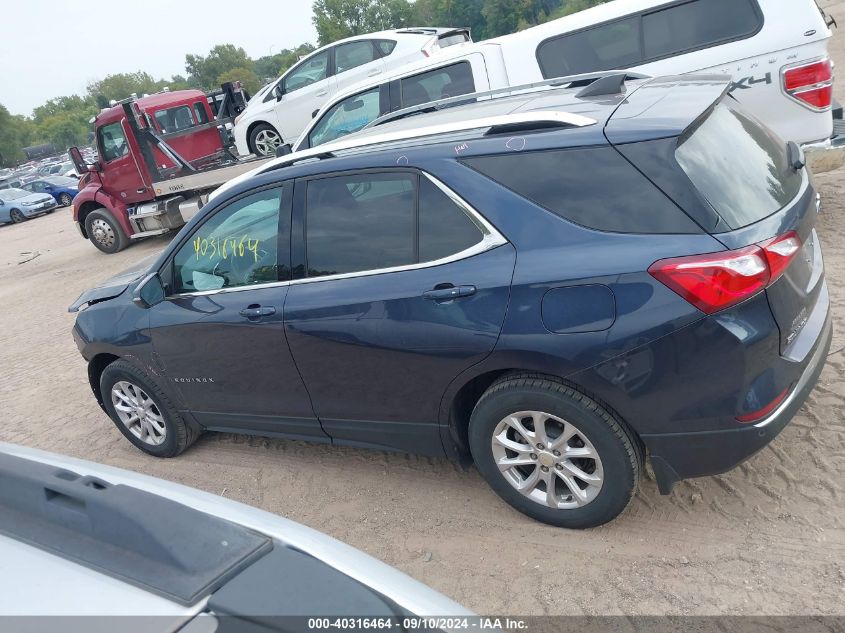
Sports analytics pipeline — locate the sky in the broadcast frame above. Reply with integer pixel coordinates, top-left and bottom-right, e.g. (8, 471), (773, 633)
(0, 0), (318, 116)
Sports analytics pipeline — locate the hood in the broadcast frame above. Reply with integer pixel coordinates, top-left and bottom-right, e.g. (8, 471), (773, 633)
(67, 253), (158, 312)
(21, 192), (54, 205)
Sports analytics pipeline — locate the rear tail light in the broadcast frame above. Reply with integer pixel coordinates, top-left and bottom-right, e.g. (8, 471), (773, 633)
(782, 58), (833, 110)
(648, 232), (803, 314)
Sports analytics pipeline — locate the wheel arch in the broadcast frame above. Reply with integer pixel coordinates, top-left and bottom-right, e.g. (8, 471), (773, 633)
(88, 353), (121, 412)
(441, 368), (645, 466)
(246, 120), (282, 153)
(75, 200), (102, 239)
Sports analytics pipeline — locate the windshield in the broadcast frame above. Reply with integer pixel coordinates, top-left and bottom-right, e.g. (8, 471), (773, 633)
(3, 188), (29, 200)
(675, 99), (802, 230)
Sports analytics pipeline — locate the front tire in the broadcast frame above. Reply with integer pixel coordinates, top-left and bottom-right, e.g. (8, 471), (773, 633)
(468, 374), (641, 529)
(100, 360), (201, 457)
(59, 193), (74, 207)
(10, 208), (26, 223)
(84, 208), (129, 253)
(248, 123), (283, 157)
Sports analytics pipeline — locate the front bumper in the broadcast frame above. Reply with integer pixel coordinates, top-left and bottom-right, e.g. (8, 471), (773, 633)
(22, 200), (57, 217)
(643, 308), (832, 494)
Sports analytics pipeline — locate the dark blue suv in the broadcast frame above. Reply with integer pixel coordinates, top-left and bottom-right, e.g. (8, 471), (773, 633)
(71, 74), (832, 528)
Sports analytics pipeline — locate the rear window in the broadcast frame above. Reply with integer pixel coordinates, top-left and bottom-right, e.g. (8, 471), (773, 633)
(537, 0), (762, 78)
(401, 62), (475, 108)
(463, 146), (700, 234)
(675, 100), (802, 230)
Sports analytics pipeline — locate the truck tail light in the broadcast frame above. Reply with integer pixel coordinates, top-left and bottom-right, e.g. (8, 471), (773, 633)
(783, 58), (833, 110)
(648, 232), (802, 314)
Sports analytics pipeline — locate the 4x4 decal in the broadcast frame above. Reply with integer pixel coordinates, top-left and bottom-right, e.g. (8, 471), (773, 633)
(729, 72), (773, 92)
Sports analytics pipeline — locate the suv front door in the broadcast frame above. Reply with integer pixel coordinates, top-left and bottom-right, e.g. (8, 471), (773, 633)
(284, 170), (515, 454)
(148, 185), (325, 441)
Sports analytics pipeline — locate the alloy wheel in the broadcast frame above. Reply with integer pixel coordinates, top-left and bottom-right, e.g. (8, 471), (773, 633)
(254, 128), (282, 156)
(111, 380), (167, 446)
(491, 410), (604, 509)
(10, 209), (25, 223)
(60, 193), (73, 206)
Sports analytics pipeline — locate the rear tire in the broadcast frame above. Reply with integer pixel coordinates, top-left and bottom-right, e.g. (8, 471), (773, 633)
(248, 123), (283, 157)
(84, 208), (129, 254)
(468, 373), (641, 529)
(100, 360), (201, 457)
(10, 209), (26, 223)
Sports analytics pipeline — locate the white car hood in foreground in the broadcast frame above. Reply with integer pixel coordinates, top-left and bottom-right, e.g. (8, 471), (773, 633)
(0, 442), (471, 619)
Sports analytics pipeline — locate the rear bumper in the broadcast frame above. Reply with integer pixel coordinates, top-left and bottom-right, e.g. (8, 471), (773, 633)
(643, 307), (832, 494)
(803, 135), (845, 174)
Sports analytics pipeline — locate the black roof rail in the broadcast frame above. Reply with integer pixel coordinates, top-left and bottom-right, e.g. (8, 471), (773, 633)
(366, 70), (650, 130)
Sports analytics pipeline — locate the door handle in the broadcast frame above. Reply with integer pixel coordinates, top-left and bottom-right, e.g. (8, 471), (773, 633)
(367, 69), (382, 77)
(239, 305), (276, 318)
(315, 89), (328, 97)
(423, 285), (476, 301)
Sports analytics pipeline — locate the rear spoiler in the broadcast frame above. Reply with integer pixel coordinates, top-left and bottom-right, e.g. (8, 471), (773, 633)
(604, 75), (731, 145)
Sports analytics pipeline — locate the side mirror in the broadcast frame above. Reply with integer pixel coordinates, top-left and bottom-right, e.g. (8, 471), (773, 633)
(133, 273), (165, 309)
(274, 84), (284, 101)
(275, 143), (292, 157)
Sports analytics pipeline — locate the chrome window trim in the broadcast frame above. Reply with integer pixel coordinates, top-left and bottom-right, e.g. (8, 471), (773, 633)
(167, 172), (507, 300)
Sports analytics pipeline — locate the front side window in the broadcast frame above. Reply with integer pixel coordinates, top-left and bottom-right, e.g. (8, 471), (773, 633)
(284, 51), (329, 93)
(400, 62), (475, 108)
(308, 87), (382, 148)
(172, 188), (283, 294)
(335, 41), (377, 74)
(154, 106), (196, 133)
(305, 172), (484, 278)
(98, 122), (129, 162)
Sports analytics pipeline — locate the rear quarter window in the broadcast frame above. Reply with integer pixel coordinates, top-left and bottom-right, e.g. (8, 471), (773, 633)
(537, 0), (762, 78)
(463, 146), (701, 234)
(675, 99), (803, 230)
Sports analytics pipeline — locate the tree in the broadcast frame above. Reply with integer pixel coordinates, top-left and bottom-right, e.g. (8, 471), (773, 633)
(254, 43), (316, 82)
(0, 104), (35, 167)
(312, 0), (413, 45)
(87, 72), (166, 108)
(413, 0), (487, 39)
(217, 67), (261, 95)
(185, 44), (256, 90)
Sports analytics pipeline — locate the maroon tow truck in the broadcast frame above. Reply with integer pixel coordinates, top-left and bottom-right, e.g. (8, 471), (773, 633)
(69, 83), (274, 253)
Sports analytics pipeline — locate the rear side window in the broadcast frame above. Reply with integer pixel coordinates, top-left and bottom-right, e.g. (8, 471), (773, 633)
(537, 0), (762, 78)
(335, 41), (378, 74)
(642, 0), (761, 59)
(463, 147), (699, 234)
(675, 100), (802, 230)
(305, 172), (485, 277)
(401, 62), (475, 108)
(375, 40), (397, 56)
(154, 106), (196, 133)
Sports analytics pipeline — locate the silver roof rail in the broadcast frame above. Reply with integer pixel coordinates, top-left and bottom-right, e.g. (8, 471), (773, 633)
(366, 70), (651, 130)
(209, 110), (596, 202)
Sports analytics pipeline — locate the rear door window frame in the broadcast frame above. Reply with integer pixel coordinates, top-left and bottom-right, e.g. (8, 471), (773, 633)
(535, 0), (764, 79)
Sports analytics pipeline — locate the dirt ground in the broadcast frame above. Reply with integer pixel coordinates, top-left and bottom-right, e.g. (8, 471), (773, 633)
(3, 16), (845, 618)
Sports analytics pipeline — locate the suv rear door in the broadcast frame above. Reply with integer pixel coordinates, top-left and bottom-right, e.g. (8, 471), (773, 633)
(283, 169), (515, 454)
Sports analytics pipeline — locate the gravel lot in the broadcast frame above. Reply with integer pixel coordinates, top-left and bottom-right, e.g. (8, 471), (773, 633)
(2, 12), (845, 616)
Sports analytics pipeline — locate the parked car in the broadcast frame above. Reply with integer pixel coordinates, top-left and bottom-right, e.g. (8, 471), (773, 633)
(0, 442), (471, 620)
(0, 187), (57, 223)
(485, 0), (835, 150)
(294, 42), (505, 151)
(233, 27), (472, 157)
(70, 74), (831, 529)
(21, 176), (78, 207)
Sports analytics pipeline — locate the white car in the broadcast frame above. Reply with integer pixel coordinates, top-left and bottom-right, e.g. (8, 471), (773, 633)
(233, 27), (472, 157)
(0, 442), (472, 622)
(296, 0), (838, 162)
